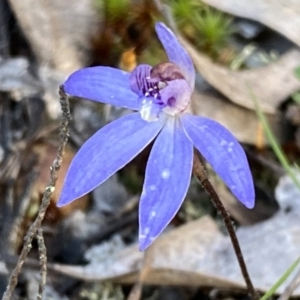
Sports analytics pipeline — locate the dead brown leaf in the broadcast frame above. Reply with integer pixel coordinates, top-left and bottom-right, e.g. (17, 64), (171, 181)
(32, 142), (88, 218)
(200, 0), (300, 48)
(191, 89), (283, 145)
(50, 172), (300, 295)
(181, 36), (300, 114)
(7, 0), (100, 73)
(52, 217), (245, 289)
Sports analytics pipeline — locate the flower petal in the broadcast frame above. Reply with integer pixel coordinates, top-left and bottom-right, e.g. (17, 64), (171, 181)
(181, 114), (255, 209)
(139, 117), (193, 250)
(160, 79), (192, 115)
(58, 113), (164, 207)
(64, 67), (139, 110)
(155, 22), (195, 89)
(129, 64), (152, 96)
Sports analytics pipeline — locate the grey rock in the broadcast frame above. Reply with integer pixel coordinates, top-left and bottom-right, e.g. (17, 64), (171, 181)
(0, 57), (42, 98)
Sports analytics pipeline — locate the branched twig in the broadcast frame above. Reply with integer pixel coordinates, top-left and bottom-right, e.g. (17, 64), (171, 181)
(36, 228), (47, 300)
(193, 152), (257, 300)
(2, 86), (71, 300)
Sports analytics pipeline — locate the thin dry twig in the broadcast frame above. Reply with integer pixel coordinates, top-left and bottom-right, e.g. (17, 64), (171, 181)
(36, 228), (47, 300)
(193, 152), (258, 300)
(127, 247), (153, 300)
(2, 86), (71, 300)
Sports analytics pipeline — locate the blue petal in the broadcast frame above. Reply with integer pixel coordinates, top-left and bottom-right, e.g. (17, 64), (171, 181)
(64, 67), (139, 110)
(155, 22), (195, 89)
(139, 117), (193, 250)
(58, 113), (164, 207)
(181, 114), (255, 209)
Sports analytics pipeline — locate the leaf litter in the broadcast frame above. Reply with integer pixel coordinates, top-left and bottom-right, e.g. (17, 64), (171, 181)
(2, 0), (300, 299)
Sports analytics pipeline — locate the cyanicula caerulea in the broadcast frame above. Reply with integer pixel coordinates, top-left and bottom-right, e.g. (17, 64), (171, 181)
(57, 22), (255, 250)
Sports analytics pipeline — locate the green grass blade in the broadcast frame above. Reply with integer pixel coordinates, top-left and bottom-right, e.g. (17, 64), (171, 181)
(294, 66), (300, 81)
(260, 257), (300, 300)
(249, 88), (300, 191)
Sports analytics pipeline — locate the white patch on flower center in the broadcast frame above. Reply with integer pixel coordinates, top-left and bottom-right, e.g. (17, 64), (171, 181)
(139, 98), (160, 122)
(161, 169), (170, 179)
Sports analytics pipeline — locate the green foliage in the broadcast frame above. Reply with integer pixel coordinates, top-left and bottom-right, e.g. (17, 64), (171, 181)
(193, 7), (234, 55)
(260, 257), (300, 300)
(294, 66), (300, 81)
(292, 66), (300, 104)
(170, 0), (234, 58)
(292, 92), (300, 105)
(171, 0), (202, 27)
(250, 88), (300, 191)
(138, 43), (168, 66)
(94, 0), (130, 22)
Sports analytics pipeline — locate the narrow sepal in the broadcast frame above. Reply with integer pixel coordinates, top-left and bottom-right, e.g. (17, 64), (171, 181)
(181, 114), (255, 208)
(58, 113), (164, 206)
(139, 117), (193, 250)
(155, 23), (195, 89)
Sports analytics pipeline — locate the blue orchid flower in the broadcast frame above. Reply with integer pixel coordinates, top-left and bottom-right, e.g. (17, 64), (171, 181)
(57, 22), (255, 250)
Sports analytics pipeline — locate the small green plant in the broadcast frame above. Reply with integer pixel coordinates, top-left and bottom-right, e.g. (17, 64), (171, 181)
(292, 66), (300, 104)
(94, 0), (129, 22)
(170, 0), (202, 28)
(193, 6), (234, 56)
(260, 257), (300, 300)
(170, 0), (234, 59)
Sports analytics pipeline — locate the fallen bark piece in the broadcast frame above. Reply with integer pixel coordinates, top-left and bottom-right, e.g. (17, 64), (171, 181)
(52, 217), (245, 289)
(8, 0), (100, 73)
(51, 174), (300, 295)
(191, 89), (283, 145)
(180, 36), (300, 114)
(0, 57), (42, 98)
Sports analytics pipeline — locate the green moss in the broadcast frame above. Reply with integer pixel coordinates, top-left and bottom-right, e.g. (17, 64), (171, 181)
(171, 0), (202, 27)
(194, 8), (234, 57)
(170, 0), (235, 60)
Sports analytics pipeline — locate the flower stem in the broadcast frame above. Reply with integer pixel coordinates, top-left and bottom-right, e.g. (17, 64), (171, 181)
(193, 152), (257, 300)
